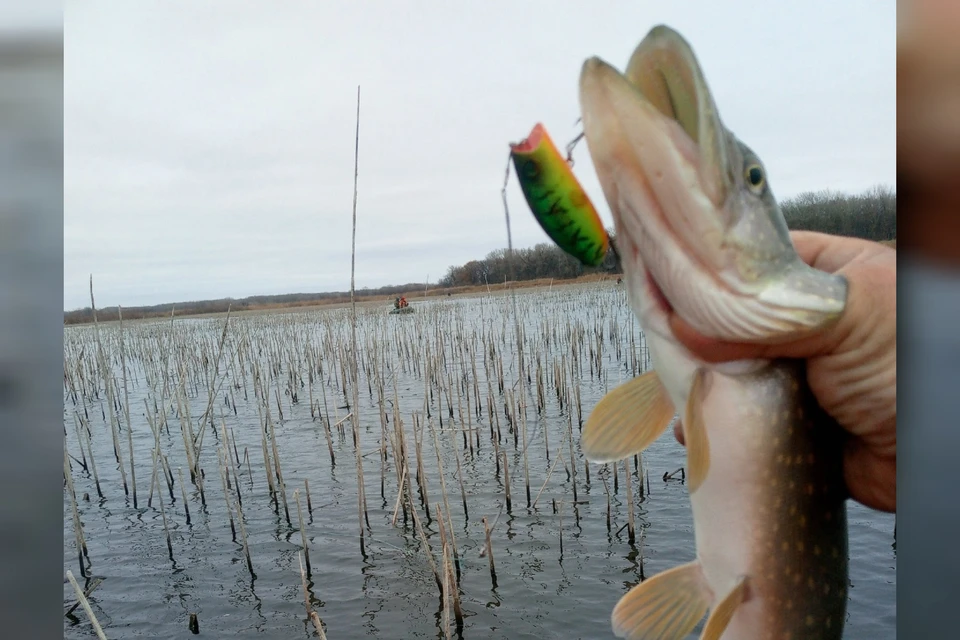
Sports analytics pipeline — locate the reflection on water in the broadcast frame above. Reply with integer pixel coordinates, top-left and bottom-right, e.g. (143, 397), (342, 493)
(63, 287), (895, 638)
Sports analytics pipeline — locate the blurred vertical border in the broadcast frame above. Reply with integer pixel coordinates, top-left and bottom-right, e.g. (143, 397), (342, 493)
(1, 0), (954, 637)
(898, 0), (960, 637)
(0, 1), (63, 636)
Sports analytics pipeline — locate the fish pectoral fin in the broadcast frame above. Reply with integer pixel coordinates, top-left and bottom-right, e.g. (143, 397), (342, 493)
(699, 575), (748, 640)
(581, 370), (675, 463)
(611, 560), (711, 640)
(684, 369), (710, 493)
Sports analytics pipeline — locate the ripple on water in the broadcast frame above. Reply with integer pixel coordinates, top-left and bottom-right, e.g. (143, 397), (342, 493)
(63, 291), (895, 639)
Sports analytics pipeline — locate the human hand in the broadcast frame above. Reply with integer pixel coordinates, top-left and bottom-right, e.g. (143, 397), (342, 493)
(669, 230), (896, 513)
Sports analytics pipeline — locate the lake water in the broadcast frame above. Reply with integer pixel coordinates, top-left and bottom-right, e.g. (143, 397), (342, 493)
(63, 285), (896, 638)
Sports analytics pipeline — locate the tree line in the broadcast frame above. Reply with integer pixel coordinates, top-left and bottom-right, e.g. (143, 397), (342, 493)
(64, 186), (894, 324)
(436, 243), (613, 288)
(438, 185), (895, 287)
(780, 185), (895, 239)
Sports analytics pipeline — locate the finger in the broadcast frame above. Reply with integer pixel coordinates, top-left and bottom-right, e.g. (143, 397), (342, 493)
(791, 230), (892, 273)
(844, 440), (897, 513)
(790, 231), (852, 272)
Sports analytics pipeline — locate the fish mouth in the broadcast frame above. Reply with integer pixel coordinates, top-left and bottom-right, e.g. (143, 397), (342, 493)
(620, 26), (732, 211)
(578, 25), (847, 342)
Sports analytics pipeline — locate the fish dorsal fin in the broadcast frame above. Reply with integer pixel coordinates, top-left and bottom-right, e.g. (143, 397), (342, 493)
(684, 369), (711, 493)
(581, 370), (675, 464)
(700, 576), (748, 640)
(611, 560), (712, 640)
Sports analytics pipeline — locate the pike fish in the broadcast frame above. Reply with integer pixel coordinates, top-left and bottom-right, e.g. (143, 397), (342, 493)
(577, 25), (851, 640)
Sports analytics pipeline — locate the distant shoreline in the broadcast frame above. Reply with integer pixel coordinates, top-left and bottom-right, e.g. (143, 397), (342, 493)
(64, 272), (618, 326)
(64, 238), (895, 327)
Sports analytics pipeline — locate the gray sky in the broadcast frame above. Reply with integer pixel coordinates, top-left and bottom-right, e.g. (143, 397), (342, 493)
(64, 1), (896, 311)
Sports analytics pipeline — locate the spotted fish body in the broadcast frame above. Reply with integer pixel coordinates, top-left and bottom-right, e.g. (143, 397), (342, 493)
(683, 361), (849, 639)
(577, 25), (851, 640)
(509, 123), (610, 267)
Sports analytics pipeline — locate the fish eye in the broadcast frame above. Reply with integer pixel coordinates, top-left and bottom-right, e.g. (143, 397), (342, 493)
(745, 164), (765, 192)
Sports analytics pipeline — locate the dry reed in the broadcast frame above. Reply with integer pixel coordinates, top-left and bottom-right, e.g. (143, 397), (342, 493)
(61, 277), (691, 636)
(66, 570), (108, 640)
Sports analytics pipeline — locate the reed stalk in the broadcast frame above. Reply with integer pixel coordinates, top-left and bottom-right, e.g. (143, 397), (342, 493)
(64, 443), (89, 576)
(295, 489), (311, 576)
(298, 550), (312, 616)
(482, 515), (497, 587)
(502, 449), (512, 513)
(218, 450), (236, 541)
(80, 416), (102, 498)
(66, 570), (108, 640)
(155, 455), (174, 560)
(624, 458), (636, 544)
(118, 305), (137, 508)
(88, 276), (128, 497)
(177, 467), (191, 525)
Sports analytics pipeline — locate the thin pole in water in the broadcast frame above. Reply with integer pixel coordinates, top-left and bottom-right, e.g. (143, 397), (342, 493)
(349, 83), (368, 554)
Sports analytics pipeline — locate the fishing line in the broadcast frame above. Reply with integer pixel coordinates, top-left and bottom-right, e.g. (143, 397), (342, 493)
(500, 153), (541, 479)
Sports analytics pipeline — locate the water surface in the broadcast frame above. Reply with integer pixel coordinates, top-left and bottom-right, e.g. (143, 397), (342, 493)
(63, 286), (896, 638)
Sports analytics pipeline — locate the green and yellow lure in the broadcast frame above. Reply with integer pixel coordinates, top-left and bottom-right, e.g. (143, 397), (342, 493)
(509, 123), (609, 267)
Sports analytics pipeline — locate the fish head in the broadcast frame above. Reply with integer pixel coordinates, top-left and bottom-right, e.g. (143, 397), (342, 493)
(578, 25), (847, 344)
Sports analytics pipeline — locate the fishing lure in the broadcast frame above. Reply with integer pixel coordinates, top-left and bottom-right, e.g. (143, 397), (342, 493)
(509, 123), (610, 267)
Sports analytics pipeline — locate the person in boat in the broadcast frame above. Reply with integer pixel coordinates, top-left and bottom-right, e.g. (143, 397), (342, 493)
(399, 296), (408, 308)
(394, 297), (401, 310)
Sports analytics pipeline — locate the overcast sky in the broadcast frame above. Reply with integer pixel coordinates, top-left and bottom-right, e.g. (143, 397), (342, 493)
(63, 1), (896, 311)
